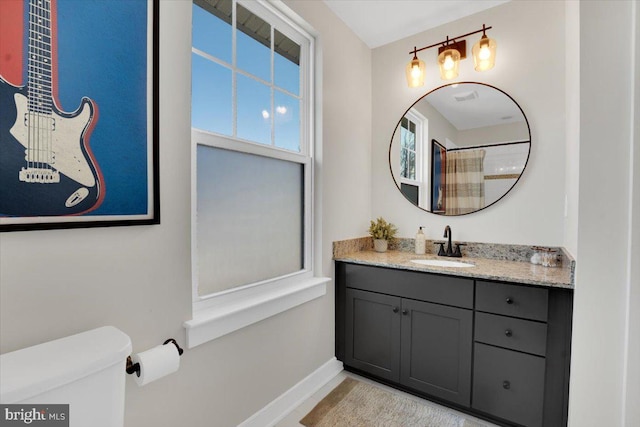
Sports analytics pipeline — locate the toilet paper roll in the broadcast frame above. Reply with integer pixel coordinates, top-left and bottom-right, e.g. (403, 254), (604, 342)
(131, 343), (180, 386)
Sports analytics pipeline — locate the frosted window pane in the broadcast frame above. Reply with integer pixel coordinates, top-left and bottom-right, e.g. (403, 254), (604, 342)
(191, 54), (232, 135)
(197, 146), (303, 296)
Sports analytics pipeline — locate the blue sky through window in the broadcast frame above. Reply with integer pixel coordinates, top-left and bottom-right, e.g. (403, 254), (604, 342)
(191, 2), (301, 152)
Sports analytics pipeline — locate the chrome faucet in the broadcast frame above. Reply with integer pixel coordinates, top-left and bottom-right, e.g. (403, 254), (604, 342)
(436, 225), (465, 257)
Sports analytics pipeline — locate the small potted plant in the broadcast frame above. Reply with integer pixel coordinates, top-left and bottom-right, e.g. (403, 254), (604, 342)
(369, 217), (398, 253)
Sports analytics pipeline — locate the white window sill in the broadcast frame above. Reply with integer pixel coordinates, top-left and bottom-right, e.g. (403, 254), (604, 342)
(183, 276), (330, 348)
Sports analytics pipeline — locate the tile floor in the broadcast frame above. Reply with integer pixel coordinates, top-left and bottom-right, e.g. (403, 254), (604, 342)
(276, 370), (500, 427)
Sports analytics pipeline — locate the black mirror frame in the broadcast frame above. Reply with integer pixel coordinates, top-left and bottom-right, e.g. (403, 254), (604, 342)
(388, 81), (531, 216)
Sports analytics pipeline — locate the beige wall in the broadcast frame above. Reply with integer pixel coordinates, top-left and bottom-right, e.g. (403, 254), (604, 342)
(627, 5), (640, 426)
(0, 1), (371, 426)
(569, 1), (639, 426)
(372, 0), (566, 245)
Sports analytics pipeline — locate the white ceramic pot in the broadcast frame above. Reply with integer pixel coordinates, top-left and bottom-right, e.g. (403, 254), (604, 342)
(373, 239), (388, 253)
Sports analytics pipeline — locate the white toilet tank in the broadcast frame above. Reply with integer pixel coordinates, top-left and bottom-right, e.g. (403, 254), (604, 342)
(0, 326), (132, 427)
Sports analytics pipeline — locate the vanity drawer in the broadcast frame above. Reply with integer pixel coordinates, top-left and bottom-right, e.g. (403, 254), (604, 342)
(474, 312), (547, 356)
(343, 263), (474, 308)
(476, 280), (548, 321)
(472, 343), (545, 427)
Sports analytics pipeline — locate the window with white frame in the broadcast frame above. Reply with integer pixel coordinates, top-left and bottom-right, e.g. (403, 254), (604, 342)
(185, 0), (327, 348)
(399, 109), (427, 207)
(400, 116), (418, 182)
(399, 110), (426, 185)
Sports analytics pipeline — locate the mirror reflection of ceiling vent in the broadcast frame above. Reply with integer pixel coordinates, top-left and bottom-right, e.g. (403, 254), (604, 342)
(453, 91), (479, 102)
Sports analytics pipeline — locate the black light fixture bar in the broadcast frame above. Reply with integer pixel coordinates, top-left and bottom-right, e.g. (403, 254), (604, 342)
(409, 25), (493, 56)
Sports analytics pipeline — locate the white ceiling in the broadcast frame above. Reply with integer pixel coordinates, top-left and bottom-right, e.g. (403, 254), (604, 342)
(323, 0), (510, 48)
(420, 83), (525, 131)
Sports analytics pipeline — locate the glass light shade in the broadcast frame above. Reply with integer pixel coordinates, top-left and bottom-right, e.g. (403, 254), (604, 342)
(438, 48), (460, 80)
(472, 35), (497, 71)
(405, 57), (425, 88)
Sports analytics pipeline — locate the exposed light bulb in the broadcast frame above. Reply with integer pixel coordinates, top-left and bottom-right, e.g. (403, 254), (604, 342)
(262, 110), (270, 119)
(438, 48), (460, 80)
(473, 35), (496, 72)
(479, 44), (491, 60)
(443, 54), (455, 71)
(411, 64), (421, 79)
(406, 55), (425, 87)
(276, 105), (287, 115)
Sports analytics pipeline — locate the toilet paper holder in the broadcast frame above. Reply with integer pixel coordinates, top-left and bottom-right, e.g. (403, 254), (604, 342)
(126, 338), (183, 377)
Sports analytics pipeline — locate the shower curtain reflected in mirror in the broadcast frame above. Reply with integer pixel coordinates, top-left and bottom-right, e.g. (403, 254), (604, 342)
(445, 149), (486, 215)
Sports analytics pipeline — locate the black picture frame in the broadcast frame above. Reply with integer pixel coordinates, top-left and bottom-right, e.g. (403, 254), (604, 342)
(0, 0), (159, 232)
(431, 139), (446, 213)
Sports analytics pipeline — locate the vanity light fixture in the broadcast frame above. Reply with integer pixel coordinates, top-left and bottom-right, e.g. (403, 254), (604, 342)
(406, 24), (495, 86)
(406, 50), (426, 88)
(472, 24), (497, 71)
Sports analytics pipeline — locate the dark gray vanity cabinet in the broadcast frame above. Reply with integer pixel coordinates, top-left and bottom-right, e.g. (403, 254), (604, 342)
(336, 261), (573, 427)
(472, 280), (573, 427)
(472, 281), (549, 427)
(339, 262), (474, 407)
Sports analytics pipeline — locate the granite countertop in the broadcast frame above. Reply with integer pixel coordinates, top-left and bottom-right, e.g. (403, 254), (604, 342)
(334, 248), (574, 290)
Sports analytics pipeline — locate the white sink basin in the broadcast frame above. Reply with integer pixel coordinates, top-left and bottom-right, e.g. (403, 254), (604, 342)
(410, 259), (475, 268)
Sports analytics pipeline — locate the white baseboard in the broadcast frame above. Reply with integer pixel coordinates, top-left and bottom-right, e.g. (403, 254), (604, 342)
(238, 357), (343, 427)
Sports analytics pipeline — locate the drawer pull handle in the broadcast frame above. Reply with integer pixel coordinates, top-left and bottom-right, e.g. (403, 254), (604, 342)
(506, 297), (514, 305)
(402, 309), (409, 315)
(503, 380), (511, 390)
(505, 329), (513, 337)
(392, 307), (399, 313)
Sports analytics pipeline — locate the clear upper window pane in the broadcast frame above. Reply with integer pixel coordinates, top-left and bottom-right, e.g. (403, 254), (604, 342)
(401, 117), (417, 180)
(401, 117), (416, 150)
(236, 4), (271, 82)
(274, 91), (300, 152)
(237, 74), (271, 145)
(191, 54), (232, 135)
(192, 0), (232, 64)
(197, 146), (303, 296)
(274, 29), (300, 95)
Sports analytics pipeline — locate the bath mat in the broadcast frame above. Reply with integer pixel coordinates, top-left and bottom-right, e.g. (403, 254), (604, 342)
(300, 377), (484, 427)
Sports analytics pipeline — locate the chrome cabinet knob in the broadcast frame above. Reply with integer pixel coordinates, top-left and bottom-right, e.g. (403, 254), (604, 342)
(503, 380), (511, 390)
(506, 297), (514, 304)
(505, 329), (513, 337)
(392, 307), (399, 313)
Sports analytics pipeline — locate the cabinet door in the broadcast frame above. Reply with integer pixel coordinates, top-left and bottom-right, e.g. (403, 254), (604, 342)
(400, 299), (473, 407)
(345, 288), (401, 382)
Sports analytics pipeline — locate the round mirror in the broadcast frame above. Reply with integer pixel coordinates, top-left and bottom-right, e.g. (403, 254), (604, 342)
(389, 82), (530, 216)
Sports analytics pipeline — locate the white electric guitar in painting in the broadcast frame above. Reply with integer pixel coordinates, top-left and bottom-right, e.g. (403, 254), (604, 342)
(0, 0), (103, 216)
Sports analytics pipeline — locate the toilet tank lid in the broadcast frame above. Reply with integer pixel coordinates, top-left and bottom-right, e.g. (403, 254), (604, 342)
(0, 326), (132, 403)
